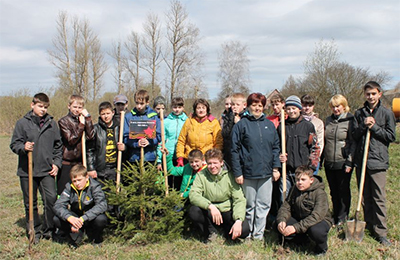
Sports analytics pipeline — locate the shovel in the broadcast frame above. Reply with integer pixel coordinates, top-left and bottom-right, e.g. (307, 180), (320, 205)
(28, 151), (35, 250)
(345, 129), (370, 242)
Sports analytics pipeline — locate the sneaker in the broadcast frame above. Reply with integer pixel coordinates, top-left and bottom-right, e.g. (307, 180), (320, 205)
(378, 237), (392, 247)
(207, 232), (218, 243)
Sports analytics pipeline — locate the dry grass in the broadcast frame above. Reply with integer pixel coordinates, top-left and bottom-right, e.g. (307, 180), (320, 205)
(1, 134), (399, 260)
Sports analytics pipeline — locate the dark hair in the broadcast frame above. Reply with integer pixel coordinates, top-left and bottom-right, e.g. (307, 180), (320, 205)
(172, 97), (184, 107)
(98, 101), (113, 114)
(32, 93), (50, 106)
(295, 165), (314, 178)
(187, 149), (204, 161)
(70, 163), (88, 179)
(192, 98), (211, 117)
(247, 93), (266, 107)
(134, 89), (150, 102)
(300, 94), (315, 106)
(363, 81), (383, 93)
(270, 93), (285, 104)
(204, 148), (223, 162)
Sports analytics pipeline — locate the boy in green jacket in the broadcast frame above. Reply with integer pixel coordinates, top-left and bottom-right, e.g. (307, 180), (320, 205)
(276, 166), (332, 255)
(166, 149), (206, 198)
(189, 149), (250, 242)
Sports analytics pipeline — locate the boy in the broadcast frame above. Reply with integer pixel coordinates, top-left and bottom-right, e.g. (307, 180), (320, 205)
(301, 94), (324, 157)
(219, 95), (232, 128)
(278, 95), (320, 199)
(166, 149), (206, 198)
(267, 93), (286, 128)
(87, 101), (125, 183)
(123, 89), (161, 164)
(353, 81), (396, 246)
(58, 95), (95, 196)
(53, 164), (107, 247)
(221, 93), (246, 169)
(276, 166), (332, 255)
(10, 93), (63, 243)
(156, 97), (188, 188)
(153, 96), (167, 118)
(113, 94), (129, 125)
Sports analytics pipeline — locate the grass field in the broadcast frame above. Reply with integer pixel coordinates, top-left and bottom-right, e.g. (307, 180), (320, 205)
(0, 133), (399, 260)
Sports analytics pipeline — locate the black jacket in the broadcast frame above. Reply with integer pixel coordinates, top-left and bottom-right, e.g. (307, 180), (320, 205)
(87, 118), (120, 175)
(54, 177), (107, 222)
(10, 111), (63, 177)
(277, 116), (320, 171)
(231, 111), (281, 179)
(353, 101), (396, 170)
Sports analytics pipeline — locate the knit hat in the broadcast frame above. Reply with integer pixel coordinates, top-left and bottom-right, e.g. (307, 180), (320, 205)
(113, 94), (128, 105)
(153, 96), (166, 108)
(285, 95), (302, 110)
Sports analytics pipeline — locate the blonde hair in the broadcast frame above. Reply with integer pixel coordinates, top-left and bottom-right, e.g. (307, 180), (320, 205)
(329, 94), (350, 112)
(68, 94), (85, 106)
(231, 93), (246, 103)
(70, 163), (88, 179)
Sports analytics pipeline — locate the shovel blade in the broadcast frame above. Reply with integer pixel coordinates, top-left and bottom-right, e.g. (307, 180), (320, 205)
(345, 219), (366, 242)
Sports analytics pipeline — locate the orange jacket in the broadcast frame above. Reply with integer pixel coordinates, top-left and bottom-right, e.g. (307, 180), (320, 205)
(176, 115), (223, 158)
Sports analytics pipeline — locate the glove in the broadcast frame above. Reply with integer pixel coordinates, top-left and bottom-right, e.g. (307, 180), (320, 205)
(177, 157), (184, 167)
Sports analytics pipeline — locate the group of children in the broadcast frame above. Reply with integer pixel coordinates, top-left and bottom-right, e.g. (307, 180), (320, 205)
(10, 81), (396, 254)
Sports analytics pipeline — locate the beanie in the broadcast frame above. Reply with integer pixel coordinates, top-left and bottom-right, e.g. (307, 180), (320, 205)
(285, 95), (302, 110)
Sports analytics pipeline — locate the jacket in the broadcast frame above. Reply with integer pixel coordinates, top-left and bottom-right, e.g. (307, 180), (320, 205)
(267, 113), (288, 129)
(324, 112), (356, 170)
(54, 177), (107, 222)
(189, 167), (246, 221)
(87, 118), (120, 175)
(276, 176), (332, 234)
(277, 116), (320, 171)
(353, 100), (396, 170)
(156, 112), (188, 163)
(231, 111), (281, 179)
(176, 115), (223, 159)
(10, 111), (63, 177)
(58, 112), (95, 163)
(303, 113), (324, 156)
(123, 106), (161, 162)
(166, 154), (206, 198)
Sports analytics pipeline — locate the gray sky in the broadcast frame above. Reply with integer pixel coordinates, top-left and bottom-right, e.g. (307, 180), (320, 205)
(1, 0), (399, 99)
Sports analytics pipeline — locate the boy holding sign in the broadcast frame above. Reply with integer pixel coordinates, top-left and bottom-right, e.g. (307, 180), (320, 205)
(123, 90), (161, 164)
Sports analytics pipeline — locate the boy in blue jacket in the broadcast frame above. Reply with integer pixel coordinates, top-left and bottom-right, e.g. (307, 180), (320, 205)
(123, 90), (161, 164)
(10, 93), (63, 244)
(53, 164), (107, 247)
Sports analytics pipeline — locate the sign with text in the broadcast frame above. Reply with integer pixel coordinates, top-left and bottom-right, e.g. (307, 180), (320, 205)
(129, 120), (156, 139)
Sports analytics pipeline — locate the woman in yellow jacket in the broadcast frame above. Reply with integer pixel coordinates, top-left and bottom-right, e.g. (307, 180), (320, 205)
(176, 99), (223, 166)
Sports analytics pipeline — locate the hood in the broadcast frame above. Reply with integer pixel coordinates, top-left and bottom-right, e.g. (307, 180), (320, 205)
(303, 175), (324, 192)
(242, 109), (265, 121)
(98, 116), (118, 130)
(167, 112), (188, 121)
(204, 167), (229, 182)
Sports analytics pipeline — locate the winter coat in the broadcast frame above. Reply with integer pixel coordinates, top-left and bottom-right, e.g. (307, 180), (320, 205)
(123, 106), (161, 162)
(156, 112), (188, 163)
(54, 177), (107, 222)
(231, 111), (281, 179)
(176, 115), (223, 159)
(276, 176), (332, 234)
(353, 100), (396, 170)
(86, 118), (120, 175)
(324, 112), (356, 170)
(58, 112), (95, 164)
(189, 166), (246, 221)
(277, 116), (320, 171)
(166, 154), (206, 198)
(10, 111), (63, 177)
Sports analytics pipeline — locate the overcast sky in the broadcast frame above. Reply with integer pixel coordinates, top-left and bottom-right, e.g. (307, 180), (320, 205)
(1, 0), (399, 99)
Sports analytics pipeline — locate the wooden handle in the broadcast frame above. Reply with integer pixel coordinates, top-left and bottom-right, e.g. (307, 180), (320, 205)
(28, 151), (35, 249)
(160, 109), (169, 196)
(116, 111), (125, 193)
(82, 132), (87, 168)
(281, 109), (287, 201)
(356, 130), (371, 212)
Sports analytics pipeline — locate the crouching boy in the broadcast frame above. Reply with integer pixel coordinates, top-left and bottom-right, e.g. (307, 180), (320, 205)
(53, 164), (107, 246)
(276, 166), (332, 255)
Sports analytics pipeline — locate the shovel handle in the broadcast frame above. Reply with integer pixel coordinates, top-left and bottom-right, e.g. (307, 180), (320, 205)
(28, 151), (35, 249)
(356, 130), (370, 212)
(280, 109), (287, 201)
(160, 109), (169, 196)
(116, 111), (125, 193)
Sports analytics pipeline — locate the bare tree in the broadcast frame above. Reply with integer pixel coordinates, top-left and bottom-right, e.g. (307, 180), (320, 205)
(217, 40), (251, 100)
(125, 31), (143, 93)
(109, 39), (126, 94)
(142, 13), (163, 98)
(48, 11), (107, 100)
(164, 0), (204, 102)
